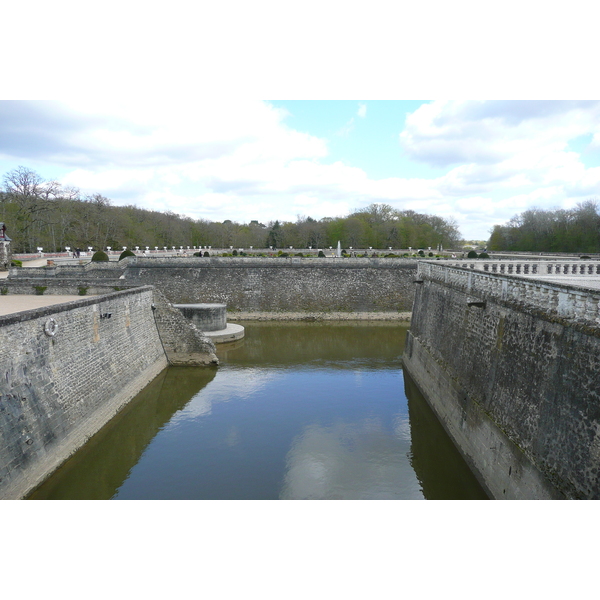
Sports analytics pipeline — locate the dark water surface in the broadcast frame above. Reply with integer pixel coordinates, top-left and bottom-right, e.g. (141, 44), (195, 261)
(29, 322), (487, 500)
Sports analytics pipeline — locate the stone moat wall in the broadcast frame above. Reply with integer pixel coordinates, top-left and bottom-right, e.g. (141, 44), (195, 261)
(403, 262), (600, 499)
(0, 286), (217, 499)
(6, 256), (419, 316)
(121, 257), (418, 313)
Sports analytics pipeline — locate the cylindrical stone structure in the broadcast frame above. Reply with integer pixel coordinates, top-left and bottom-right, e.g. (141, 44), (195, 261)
(172, 303), (227, 332)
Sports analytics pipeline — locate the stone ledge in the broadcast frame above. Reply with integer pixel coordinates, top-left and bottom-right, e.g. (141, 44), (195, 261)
(203, 323), (245, 343)
(227, 311), (412, 321)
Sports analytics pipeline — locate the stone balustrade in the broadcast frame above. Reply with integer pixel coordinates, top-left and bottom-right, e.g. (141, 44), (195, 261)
(418, 261), (600, 326)
(445, 259), (600, 277)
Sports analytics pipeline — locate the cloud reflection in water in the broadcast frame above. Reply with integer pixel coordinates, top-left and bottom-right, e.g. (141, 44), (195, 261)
(280, 417), (423, 500)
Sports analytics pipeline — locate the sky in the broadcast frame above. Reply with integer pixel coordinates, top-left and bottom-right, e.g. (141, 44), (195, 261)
(1, 99), (599, 241)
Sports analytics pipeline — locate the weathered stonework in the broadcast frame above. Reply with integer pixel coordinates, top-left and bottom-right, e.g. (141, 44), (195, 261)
(7, 256), (418, 315)
(121, 257), (418, 313)
(403, 262), (600, 499)
(173, 303), (227, 331)
(151, 290), (218, 366)
(0, 286), (217, 499)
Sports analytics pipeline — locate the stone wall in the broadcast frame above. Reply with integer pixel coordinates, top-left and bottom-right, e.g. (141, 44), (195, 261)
(1, 278), (134, 297)
(6, 256), (418, 315)
(151, 290), (218, 366)
(121, 257), (418, 313)
(8, 259), (129, 279)
(403, 262), (600, 499)
(0, 286), (216, 499)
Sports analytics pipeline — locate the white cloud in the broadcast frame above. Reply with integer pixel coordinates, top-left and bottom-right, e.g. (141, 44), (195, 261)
(1, 99), (600, 240)
(400, 100), (600, 172)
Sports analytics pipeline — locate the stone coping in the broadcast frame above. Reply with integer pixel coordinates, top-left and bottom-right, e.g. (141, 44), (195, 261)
(172, 303), (227, 309)
(127, 257), (419, 269)
(0, 286), (154, 326)
(0, 295), (94, 316)
(227, 311), (412, 321)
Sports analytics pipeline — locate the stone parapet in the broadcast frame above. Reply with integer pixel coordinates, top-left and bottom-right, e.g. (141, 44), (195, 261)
(418, 261), (600, 327)
(443, 258), (600, 277)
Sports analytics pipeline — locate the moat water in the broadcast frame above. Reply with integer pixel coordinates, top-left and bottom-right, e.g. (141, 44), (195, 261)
(29, 322), (487, 500)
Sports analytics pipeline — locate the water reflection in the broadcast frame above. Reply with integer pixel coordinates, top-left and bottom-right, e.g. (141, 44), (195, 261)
(28, 322), (487, 500)
(280, 418), (422, 499)
(219, 321), (405, 371)
(405, 373), (488, 499)
(28, 367), (217, 500)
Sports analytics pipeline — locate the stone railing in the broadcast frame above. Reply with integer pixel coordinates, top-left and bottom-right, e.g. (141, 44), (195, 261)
(444, 259), (600, 277)
(418, 261), (600, 326)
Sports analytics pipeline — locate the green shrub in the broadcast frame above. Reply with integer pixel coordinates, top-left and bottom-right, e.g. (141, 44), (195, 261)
(318, 250), (326, 258)
(428, 252), (434, 257)
(11, 259), (22, 268)
(119, 249), (136, 261)
(417, 250), (425, 257)
(279, 252), (289, 258)
(232, 249), (238, 256)
(580, 255), (591, 260)
(34, 286), (47, 295)
(204, 251), (210, 257)
(478, 252), (490, 259)
(91, 250), (109, 262)
(78, 286), (88, 296)
(1, 287), (7, 295)
(467, 250), (478, 259)
(295, 252), (304, 257)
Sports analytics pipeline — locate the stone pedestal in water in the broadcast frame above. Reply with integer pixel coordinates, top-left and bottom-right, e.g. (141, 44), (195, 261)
(172, 303), (244, 343)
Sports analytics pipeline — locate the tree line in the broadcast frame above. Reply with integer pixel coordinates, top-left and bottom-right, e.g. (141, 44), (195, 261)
(488, 200), (600, 253)
(0, 166), (462, 253)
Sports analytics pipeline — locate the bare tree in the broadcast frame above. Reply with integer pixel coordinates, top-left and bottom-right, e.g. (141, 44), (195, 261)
(2, 165), (45, 197)
(1, 166), (55, 251)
